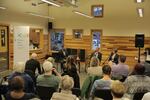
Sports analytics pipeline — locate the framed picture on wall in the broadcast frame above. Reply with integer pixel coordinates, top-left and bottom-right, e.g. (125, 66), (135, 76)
(91, 5), (104, 17)
(73, 29), (83, 39)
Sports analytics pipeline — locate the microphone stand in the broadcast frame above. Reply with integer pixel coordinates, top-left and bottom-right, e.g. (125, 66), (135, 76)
(102, 52), (112, 65)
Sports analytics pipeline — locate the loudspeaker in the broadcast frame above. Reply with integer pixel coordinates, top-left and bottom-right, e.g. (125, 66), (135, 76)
(48, 22), (53, 30)
(135, 34), (144, 48)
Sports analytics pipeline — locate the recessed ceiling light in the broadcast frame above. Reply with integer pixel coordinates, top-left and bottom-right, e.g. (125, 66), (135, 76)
(41, 0), (61, 7)
(0, 6), (6, 10)
(73, 10), (93, 19)
(136, 0), (143, 3)
(137, 8), (144, 17)
(26, 12), (54, 19)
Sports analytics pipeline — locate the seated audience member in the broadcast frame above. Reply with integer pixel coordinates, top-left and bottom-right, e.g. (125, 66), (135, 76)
(63, 55), (80, 88)
(111, 80), (129, 100)
(142, 92), (150, 100)
(6, 76), (37, 100)
(124, 63), (150, 99)
(111, 55), (129, 81)
(140, 54), (150, 77)
(90, 47), (102, 63)
(90, 65), (112, 96)
(25, 53), (42, 75)
(36, 61), (61, 90)
(87, 57), (102, 76)
(108, 48), (119, 65)
(51, 75), (79, 100)
(8, 62), (35, 93)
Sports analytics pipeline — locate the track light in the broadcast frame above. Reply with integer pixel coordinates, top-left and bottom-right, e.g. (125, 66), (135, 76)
(26, 12), (54, 19)
(41, 0), (61, 7)
(73, 10), (93, 19)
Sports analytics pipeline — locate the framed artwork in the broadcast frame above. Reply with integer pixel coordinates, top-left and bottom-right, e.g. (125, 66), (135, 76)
(91, 5), (104, 17)
(73, 29), (83, 39)
(50, 29), (64, 51)
(91, 29), (102, 50)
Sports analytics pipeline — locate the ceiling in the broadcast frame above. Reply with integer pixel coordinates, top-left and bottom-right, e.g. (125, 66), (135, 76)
(0, 0), (150, 21)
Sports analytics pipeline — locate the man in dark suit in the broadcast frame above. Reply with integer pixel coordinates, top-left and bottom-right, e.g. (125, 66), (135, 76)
(58, 48), (68, 72)
(108, 48), (119, 65)
(91, 47), (102, 63)
(25, 53), (42, 75)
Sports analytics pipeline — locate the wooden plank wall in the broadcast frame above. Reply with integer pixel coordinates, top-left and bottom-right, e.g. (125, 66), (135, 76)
(64, 35), (91, 54)
(9, 34), (49, 69)
(101, 36), (150, 71)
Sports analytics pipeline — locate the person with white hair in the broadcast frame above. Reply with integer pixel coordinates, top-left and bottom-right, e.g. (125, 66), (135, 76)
(25, 53), (42, 75)
(51, 75), (79, 100)
(36, 61), (61, 89)
(8, 62), (35, 93)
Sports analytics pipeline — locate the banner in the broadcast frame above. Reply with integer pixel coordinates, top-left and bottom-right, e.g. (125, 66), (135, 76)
(14, 26), (29, 65)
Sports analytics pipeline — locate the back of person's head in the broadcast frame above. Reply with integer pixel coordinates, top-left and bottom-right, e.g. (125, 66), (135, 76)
(90, 57), (99, 67)
(43, 61), (53, 74)
(111, 80), (126, 98)
(10, 76), (24, 91)
(13, 62), (25, 73)
(102, 65), (111, 75)
(61, 75), (74, 90)
(113, 48), (118, 53)
(47, 57), (55, 65)
(31, 53), (37, 59)
(66, 55), (75, 64)
(119, 55), (126, 63)
(142, 92), (150, 100)
(134, 63), (145, 75)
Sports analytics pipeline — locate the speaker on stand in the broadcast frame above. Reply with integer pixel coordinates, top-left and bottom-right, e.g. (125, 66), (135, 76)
(135, 34), (144, 63)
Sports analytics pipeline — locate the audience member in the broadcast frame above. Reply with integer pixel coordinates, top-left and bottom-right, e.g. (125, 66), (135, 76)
(142, 92), (150, 100)
(108, 48), (119, 65)
(8, 62), (35, 93)
(124, 63), (150, 99)
(63, 55), (80, 88)
(90, 65), (112, 96)
(5, 76), (37, 100)
(111, 80), (129, 100)
(25, 53), (42, 75)
(36, 61), (61, 90)
(90, 47), (102, 63)
(140, 54), (150, 76)
(51, 75), (79, 100)
(111, 55), (129, 81)
(87, 57), (102, 76)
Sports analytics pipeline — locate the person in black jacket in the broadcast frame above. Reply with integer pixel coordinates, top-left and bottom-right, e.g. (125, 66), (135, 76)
(58, 48), (68, 72)
(25, 53), (42, 75)
(108, 48), (119, 65)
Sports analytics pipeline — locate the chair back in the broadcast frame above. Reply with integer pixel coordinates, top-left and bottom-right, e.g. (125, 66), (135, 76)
(94, 89), (113, 100)
(36, 86), (56, 100)
(133, 92), (146, 100)
(72, 88), (81, 97)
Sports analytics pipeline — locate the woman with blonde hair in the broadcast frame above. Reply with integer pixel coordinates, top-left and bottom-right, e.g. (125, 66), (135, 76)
(87, 57), (102, 76)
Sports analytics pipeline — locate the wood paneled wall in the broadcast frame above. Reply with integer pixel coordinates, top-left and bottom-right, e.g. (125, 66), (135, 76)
(9, 34), (49, 69)
(101, 36), (150, 71)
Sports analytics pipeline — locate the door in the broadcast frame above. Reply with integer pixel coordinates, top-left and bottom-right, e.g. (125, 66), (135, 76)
(0, 25), (8, 71)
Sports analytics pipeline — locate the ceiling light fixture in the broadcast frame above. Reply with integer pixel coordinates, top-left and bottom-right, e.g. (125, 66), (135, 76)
(27, 12), (54, 19)
(136, 0), (143, 3)
(0, 6), (6, 10)
(41, 0), (61, 7)
(137, 8), (144, 17)
(73, 10), (93, 19)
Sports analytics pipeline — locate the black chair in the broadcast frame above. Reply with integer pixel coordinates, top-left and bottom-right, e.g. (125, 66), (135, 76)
(133, 92), (146, 100)
(72, 88), (81, 97)
(94, 89), (113, 100)
(36, 86), (56, 100)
